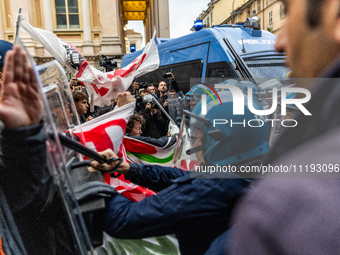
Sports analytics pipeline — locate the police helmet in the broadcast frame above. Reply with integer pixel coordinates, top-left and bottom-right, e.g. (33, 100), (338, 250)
(174, 90), (269, 166)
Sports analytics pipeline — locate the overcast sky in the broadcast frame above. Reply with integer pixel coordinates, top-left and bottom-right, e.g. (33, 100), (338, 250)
(126, 0), (210, 47)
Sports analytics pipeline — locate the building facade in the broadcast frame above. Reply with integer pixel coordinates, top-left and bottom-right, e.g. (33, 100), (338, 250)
(0, 0), (169, 68)
(193, 0), (285, 35)
(125, 28), (142, 54)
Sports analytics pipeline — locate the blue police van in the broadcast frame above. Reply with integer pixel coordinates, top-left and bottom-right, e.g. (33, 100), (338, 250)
(122, 21), (289, 94)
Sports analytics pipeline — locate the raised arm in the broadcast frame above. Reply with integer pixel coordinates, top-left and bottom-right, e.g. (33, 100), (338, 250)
(0, 45), (43, 129)
(89, 149), (188, 191)
(0, 45), (51, 212)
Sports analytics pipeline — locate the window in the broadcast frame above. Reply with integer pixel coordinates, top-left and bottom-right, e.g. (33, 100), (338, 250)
(136, 60), (203, 94)
(136, 66), (169, 85)
(280, 4), (285, 19)
(55, 0), (80, 29)
(206, 62), (238, 86)
(268, 10), (273, 30)
(257, 0), (261, 13)
(207, 17), (210, 28)
(266, 0), (274, 6)
(241, 51), (289, 84)
(171, 60), (203, 94)
(211, 12), (213, 25)
(258, 17), (261, 29)
(237, 14), (240, 23)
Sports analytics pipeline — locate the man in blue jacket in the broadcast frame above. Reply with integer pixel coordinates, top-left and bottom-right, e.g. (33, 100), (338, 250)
(89, 91), (270, 254)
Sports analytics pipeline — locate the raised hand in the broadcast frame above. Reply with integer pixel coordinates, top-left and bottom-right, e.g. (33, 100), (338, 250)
(117, 91), (136, 107)
(0, 45), (43, 129)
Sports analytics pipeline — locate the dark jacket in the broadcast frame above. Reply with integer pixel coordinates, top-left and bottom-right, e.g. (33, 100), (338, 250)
(157, 79), (183, 136)
(125, 133), (177, 148)
(104, 164), (249, 255)
(135, 95), (144, 113)
(230, 58), (340, 255)
(139, 108), (165, 138)
(0, 124), (76, 255)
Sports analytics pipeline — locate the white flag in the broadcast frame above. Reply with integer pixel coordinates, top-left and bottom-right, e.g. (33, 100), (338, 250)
(18, 13), (159, 107)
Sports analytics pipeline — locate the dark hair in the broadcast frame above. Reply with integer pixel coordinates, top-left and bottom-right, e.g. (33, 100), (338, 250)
(169, 88), (176, 93)
(126, 114), (145, 134)
(307, 0), (324, 28)
(0, 65), (3, 73)
(140, 82), (149, 89)
(95, 106), (113, 117)
(72, 91), (88, 103)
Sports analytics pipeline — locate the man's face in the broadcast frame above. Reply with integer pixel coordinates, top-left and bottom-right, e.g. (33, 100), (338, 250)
(133, 82), (139, 90)
(169, 91), (177, 98)
(131, 121), (142, 136)
(75, 99), (88, 115)
(140, 89), (148, 97)
(149, 86), (155, 95)
(158, 81), (167, 92)
(276, 0), (340, 79)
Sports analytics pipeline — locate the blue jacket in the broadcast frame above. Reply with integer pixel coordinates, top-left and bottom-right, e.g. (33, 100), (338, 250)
(104, 163), (249, 255)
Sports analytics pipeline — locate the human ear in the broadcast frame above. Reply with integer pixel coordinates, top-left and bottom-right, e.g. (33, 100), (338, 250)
(333, 1), (340, 43)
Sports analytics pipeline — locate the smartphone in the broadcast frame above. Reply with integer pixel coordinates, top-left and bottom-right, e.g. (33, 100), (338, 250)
(163, 73), (172, 78)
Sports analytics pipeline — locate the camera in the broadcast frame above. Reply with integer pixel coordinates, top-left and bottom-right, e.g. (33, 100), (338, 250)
(99, 55), (120, 72)
(163, 73), (172, 78)
(150, 101), (156, 108)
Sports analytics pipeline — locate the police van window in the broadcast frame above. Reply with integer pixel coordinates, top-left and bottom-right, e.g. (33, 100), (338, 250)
(170, 60), (203, 94)
(241, 51), (289, 83)
(206, 61), (238, 86)
(136, 66), (168, 84)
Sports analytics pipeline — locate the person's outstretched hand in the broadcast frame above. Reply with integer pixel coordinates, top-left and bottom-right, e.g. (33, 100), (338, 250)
(0, 45), (43, 129)
(117, 92), (136, 107)
(88, 149), (130, 175)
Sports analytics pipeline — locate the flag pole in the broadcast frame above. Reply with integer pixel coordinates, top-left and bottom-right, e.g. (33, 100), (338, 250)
(14, 8), (22, 43)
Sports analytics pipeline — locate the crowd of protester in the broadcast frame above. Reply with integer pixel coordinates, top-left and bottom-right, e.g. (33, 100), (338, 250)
(70, 72), (183, 139)
(2, 1), (340, 254)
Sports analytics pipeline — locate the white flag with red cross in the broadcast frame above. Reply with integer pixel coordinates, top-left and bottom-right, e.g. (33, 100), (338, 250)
(18, 13), (159, 107)
(71, 102), (156, 200)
